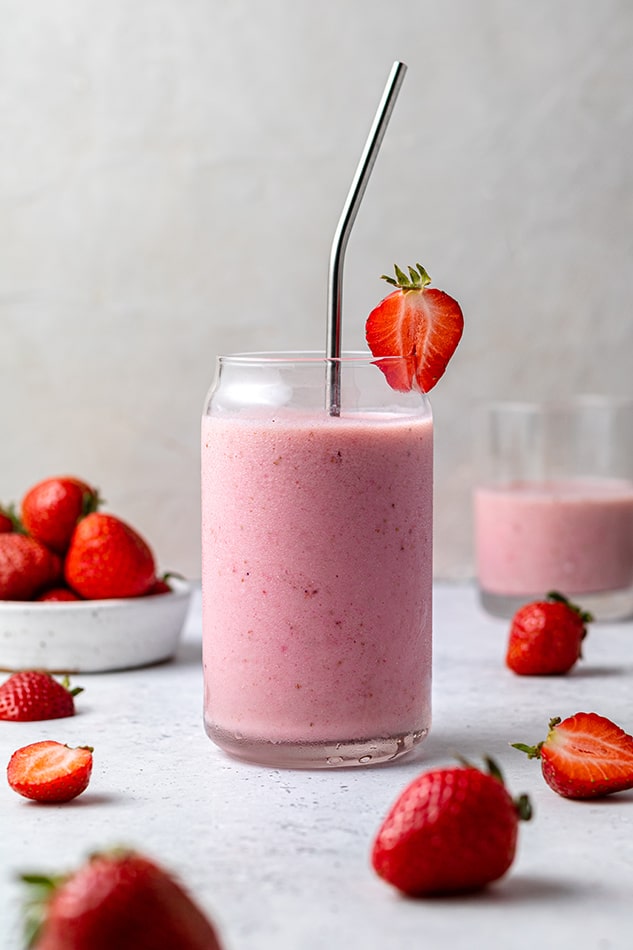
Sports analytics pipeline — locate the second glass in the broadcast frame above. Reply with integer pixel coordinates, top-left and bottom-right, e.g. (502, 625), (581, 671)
(201, 352), (433, 768)
(473, 396), (633, 621)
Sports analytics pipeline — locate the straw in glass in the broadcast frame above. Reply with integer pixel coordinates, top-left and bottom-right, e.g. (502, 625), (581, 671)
(326, 60), (407, 415)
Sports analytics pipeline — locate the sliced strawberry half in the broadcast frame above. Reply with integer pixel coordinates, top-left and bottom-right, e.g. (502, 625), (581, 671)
(7, 740), (93, 803)
(513, 712), (633, 799)
(365, 263), (464, 393)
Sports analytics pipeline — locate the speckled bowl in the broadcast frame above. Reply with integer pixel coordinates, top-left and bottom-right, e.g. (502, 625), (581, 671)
(0, 577), (193, 673)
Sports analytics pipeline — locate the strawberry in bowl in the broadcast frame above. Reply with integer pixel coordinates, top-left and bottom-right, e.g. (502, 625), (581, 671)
(0, 475), (192, 672)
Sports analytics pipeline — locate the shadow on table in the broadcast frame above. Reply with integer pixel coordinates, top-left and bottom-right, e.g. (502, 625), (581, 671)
(401, 872), (595, 906)
(565, 663), (633, 678)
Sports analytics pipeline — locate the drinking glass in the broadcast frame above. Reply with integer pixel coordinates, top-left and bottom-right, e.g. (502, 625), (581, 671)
(201, 352), (433, 768)
(473, 396), (633, 620)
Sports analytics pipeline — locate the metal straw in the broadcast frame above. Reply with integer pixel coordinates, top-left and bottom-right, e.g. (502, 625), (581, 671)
(326, 60), (407, 416)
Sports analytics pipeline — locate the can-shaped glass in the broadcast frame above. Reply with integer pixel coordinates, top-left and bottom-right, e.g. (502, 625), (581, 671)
(201, 352), (433, 768)
(473, 396), (633, 620)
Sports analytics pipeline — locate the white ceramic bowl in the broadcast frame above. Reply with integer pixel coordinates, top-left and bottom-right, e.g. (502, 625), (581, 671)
(0, 578), (193, 673)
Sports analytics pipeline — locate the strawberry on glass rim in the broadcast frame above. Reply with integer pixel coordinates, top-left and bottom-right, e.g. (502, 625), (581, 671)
(365, 262), (464, 393)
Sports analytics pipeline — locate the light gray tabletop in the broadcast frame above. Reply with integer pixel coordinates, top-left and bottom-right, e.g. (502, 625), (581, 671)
(2, 584), (633, 950)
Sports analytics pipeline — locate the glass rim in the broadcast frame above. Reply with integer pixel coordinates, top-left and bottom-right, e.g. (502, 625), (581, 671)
(217, 350), (407, 366)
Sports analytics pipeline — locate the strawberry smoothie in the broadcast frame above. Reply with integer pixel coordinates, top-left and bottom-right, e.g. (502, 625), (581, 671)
(474, 478), (633, 598)
(201, 402), (433, 768)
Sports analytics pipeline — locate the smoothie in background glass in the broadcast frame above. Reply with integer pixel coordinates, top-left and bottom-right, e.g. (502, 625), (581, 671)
(475, 478), (633, 594)
(201, 353), (433, 768)
(474, 397), (633, 621)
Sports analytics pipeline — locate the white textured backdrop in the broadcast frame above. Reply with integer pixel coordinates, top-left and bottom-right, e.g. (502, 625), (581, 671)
(1, 0), (632, 579)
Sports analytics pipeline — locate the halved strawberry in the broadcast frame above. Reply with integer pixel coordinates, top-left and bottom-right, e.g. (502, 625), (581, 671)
(365, 263), (464, 393)
(7, 741), (93, 803)
(512, 712), (633, 799)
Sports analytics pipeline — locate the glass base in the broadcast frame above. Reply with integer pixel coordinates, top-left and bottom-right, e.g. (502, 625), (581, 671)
(204, 720), (429, 769)
(479, 586), (633, 622)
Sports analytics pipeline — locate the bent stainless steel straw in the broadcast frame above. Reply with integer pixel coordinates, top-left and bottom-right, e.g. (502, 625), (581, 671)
(326, 60), (407, 416)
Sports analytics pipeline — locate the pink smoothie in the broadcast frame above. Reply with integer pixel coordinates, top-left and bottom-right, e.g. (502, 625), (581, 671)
(201, 409), (433, 746)
(474, 478), (633, 596)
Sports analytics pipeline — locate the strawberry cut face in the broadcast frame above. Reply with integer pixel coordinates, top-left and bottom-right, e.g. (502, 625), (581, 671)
(7, 741), (93, 803)
(541, 713), (633, 799)
(513, 711), (633, 800)
(365, 264), (464, 393)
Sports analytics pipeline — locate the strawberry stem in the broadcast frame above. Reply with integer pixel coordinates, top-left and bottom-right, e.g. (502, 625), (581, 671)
(483, 755), (505, 784)
(381, 262), (432, 291)
(81, 488), (102, 518)
(514, 793), (533, 821)
(511, 741), (544, 760)
(20, 872), (66, 948)
(60, 675), (84, 698)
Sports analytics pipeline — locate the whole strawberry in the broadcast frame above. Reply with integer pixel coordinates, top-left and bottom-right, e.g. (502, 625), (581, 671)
(65, 513), (156, 599)
(0, 671), (82, 721)
(21, 476), (100, 554)
(23, 849), (223, 950)
(0, 505), (17, 533)
(8, 741), (93, 803)
(0, 533), (61, 600)
(145, 572), (182, 596)
(36, 587), (81, 602)
(371, 758), (531, 896)
(145, 578), (172, 595)
(506, 591), (592, 675)
(513, 712), (633, 799)
(365, 263), (464, 393)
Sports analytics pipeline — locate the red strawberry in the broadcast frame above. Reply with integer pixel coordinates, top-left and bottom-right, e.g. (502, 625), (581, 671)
(365, 263), (464, 393)
(371, 758), (531, 896)
(36, 587), (82, 602)
(512, 712), (633, 799)
(506, 591), (592, 676)
(21, 476), (100, 554)
(0, 504), (17, 533)
(64, 513), (156, 600)
(0, 671), (83, 721)
(0, 533), (61, 600)
(23, 849), (223, 949)
(7, 741), (93, 803)
(145, 578), (172, 595)
(145, 572), (183, 596)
